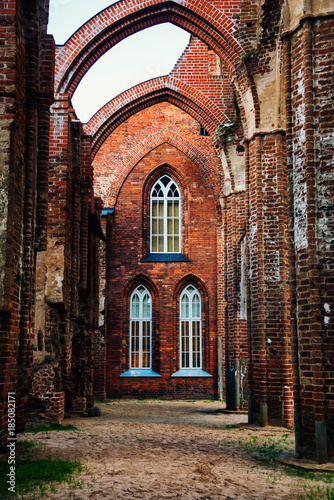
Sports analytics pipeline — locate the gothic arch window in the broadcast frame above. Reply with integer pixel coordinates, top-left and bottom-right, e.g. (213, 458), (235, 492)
(179, 285), (202, 369)
(120, 283), (160, 378)
(130, 285), (152, 369)
(150, 175), (181, 253)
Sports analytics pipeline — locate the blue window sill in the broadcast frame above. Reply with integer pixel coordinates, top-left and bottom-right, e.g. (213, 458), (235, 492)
(120, 369), (161, 377)
(141, 253), (190, 262)
(171, 369), (212, 378)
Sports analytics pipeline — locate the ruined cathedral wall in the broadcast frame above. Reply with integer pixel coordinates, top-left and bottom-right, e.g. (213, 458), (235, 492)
(285, 11), (334, 458)
(0, 0), (55, 450)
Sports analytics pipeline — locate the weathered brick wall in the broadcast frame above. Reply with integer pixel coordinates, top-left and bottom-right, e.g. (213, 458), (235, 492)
(313, 17), (334, 458)
(247, 131), (297, 428)
(285, 14), (334, 461)
(0, 0), (54, 450)
(0, 0), (26, 450)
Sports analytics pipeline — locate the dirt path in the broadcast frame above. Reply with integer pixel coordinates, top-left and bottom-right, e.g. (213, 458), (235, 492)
(20, 400), (307, 499)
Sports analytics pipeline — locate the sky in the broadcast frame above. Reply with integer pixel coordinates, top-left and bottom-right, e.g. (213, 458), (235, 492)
(47, 0), (190, 122)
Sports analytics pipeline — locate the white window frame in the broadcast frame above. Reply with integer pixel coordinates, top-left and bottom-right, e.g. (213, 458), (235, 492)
(179, 285), (202, 370)
(150, 175), (181, 254)
(130, 285), (152, 370)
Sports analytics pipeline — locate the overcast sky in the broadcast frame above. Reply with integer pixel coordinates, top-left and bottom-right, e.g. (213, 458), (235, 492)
(47, 0), (190, 122)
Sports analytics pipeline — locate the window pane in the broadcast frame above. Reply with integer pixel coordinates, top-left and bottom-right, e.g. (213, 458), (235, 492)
(167, 201), (173, 217)
(131, 321), (140, 368)
(158, 219), (164, 235)
(192, 321), (201, 368)
(158, 236), (164, 252)
(192, 294), (200, 318)
(131, 294), (140, 318)
(152, 201), (157, 217)
(142, 321), (151, 368)
(174, 219), (179, 235)
(167, 236), (173, 252)
(152, 236), (157, 252)
(167, 218), (173, 235)
(152, 219), (157, 235)
(143, 294), (151, 318)
(181, 295), (189, 318)
(160, 175), (170, 187)
(174, 237), (180, 253)
(158, 201), (164, 217)
(181, 321), (190, 368)
(174, 201), (179, 217)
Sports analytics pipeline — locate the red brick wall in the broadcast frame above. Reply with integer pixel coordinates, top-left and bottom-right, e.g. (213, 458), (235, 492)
(93, 102), (220, 207)
(0, 0), (53, 450)
(104, 142), (218, 398)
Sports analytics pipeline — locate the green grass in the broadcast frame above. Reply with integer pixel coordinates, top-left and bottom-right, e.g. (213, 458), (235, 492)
(24, 423), (78, 434)
(238, 433), (295, 465)
(0, 459), (82, 498)
(17, 439), (38, 449)
(237, 432), (334, 499)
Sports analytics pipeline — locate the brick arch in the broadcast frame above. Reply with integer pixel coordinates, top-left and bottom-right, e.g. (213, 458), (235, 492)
(55, 0), (244, 96)
(122, 273), (160, 304)
(84, 76), (227, 158)
(96, 131), (221, 206)
(173, 273), (209, 303)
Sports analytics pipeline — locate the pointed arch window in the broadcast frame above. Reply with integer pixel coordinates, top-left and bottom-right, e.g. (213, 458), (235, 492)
(151, 175), (181, 253)
(180, 285), (202, 369)
(130, 285), (152, 370)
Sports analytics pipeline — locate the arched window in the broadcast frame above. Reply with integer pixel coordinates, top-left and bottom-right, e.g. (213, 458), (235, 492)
(151, 175), (181, 253)
(130, 285), (152, 369)
(180, 285), (202, 369)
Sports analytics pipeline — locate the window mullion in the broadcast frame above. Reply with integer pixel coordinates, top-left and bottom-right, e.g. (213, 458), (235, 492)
(189, 319), (192, 369)
(164, 196), (167, 253)
(139, 297), (143, 369)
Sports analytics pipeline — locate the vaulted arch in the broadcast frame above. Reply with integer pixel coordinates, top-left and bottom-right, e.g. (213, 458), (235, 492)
(55, 0), (244, 96)
(93, 131), (221, 207)
(85, 76), (227, 158)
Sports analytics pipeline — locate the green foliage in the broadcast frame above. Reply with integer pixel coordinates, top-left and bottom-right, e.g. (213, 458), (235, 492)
(238, 433), (294, 465)
(0, 459), (82, 499)
(24, 423), (78, 434)
(17, 439), (38, 449)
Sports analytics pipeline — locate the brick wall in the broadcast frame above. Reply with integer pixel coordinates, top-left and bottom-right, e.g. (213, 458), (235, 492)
(104, 143), (218, 398)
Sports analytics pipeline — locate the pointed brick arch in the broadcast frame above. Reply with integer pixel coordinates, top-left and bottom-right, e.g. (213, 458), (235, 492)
(55, 0), (244, 96)
(84, 76), (227, 158)
(93, 131), (221, 207)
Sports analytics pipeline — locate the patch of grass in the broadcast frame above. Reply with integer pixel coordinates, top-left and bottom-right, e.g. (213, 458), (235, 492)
(238, 433), (295, 465)
(18, 439), (38, 449)
(285, 467), (334, 484)
(0, 459), (82, 498)
(24, 423), (78, 434)
(203, 399), (216, 403)
(297, 484), (334, 500)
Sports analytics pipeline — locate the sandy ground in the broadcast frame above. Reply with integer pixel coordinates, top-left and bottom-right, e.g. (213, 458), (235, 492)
(18, 400), (311, 499)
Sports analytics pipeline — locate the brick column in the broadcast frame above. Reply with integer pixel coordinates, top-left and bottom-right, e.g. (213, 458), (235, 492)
(287, 17), (331, 462)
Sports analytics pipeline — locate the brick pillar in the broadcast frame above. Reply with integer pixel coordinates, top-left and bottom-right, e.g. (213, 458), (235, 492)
(248, 134), (267, 426)
(248, 131), (295, 428)
(287, 16), (332, 463)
